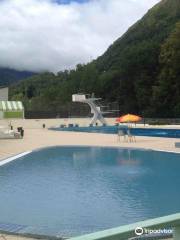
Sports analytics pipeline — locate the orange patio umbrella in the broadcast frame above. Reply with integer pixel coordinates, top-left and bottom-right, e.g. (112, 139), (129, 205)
(116, 114), (142, 123)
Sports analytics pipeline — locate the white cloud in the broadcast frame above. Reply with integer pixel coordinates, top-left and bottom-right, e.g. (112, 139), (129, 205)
(0, 0), (160, 72)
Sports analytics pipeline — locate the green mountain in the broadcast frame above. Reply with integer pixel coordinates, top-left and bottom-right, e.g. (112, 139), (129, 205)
(10, 0), (180, 117)
(0, 67), (35, 87)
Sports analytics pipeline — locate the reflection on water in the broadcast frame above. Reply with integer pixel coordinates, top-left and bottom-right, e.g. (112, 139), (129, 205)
(0, 146), (179, 237)
(116, 149), (140, 166)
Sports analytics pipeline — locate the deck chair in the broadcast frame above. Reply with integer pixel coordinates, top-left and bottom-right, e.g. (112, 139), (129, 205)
(127, 128), (136, 142)
(117, 129), (127, 142)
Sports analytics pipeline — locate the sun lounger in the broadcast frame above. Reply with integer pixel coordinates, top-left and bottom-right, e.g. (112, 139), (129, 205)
(0, 129), (21, 139)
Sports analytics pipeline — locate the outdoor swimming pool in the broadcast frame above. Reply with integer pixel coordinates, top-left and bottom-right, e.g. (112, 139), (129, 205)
(51, 125), (180, 138)
(0, 146), (180, 238)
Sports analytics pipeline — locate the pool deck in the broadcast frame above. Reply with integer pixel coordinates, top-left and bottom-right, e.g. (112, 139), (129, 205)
(0, 234), (172, 240)
(0, 234), (47, 240)
(0, 118), (179, 240)
(0, 118), (180, 160)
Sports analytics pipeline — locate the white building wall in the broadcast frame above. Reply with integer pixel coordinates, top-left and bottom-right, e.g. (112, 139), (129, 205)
(0, 111), (3, 119)
(0, 88), (8, 101)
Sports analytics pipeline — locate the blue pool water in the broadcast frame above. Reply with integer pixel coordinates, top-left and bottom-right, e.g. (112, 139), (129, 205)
(0, 146), (180, 237)
(51, 125), (180, 138)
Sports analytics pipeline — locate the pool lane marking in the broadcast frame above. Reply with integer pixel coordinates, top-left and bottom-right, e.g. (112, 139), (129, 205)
(0, 151), (32, 166)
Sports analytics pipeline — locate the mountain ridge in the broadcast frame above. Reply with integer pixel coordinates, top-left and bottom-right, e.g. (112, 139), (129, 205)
(9, 0), (180, 117)
(0, 67), (36, 87)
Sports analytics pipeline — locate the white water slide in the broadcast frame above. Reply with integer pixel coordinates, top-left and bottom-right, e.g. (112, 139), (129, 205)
(72, 94), (107, 126)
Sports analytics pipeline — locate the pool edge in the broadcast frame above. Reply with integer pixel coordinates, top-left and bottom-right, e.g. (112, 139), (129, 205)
(0, 151), (32, 167)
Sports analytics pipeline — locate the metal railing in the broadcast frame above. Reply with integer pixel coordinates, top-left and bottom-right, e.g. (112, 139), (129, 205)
(69, 213), (180, 240)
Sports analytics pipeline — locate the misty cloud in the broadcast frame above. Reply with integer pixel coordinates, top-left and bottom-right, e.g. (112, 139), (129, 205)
(0, 0), (160, 72)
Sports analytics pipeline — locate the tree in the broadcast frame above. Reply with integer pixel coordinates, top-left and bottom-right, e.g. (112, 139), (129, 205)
(152, 22), (180, 117)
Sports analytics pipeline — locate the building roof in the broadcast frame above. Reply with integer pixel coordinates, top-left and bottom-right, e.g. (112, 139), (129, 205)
(0, 101), (24, 111)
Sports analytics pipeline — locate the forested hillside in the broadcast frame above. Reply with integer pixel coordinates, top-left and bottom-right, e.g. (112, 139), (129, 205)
(0, 68), (35, 87)
(10, 0), (180, 117)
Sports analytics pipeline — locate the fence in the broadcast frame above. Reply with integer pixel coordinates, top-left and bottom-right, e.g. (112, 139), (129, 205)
(25, 102), (120, 119)
(143, 118), (180, 125)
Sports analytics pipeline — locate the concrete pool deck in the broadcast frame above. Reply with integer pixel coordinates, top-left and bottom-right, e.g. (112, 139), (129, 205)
(0, 118), (180, 160)
(0, 234), (172, 240)
(0, 234), (47, 240)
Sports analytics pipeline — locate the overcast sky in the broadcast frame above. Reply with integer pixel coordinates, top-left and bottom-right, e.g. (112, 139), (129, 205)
(0, 0), (160, 73)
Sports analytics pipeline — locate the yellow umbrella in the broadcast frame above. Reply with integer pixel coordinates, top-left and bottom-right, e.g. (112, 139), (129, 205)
(116, 114), (142, 123)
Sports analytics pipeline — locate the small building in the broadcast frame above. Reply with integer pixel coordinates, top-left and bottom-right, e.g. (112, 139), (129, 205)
(0, 87), (8, 101)
(0, 101), (24, 119)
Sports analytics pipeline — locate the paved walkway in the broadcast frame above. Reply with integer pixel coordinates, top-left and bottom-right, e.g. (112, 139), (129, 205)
(0, 128), (180, 161)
